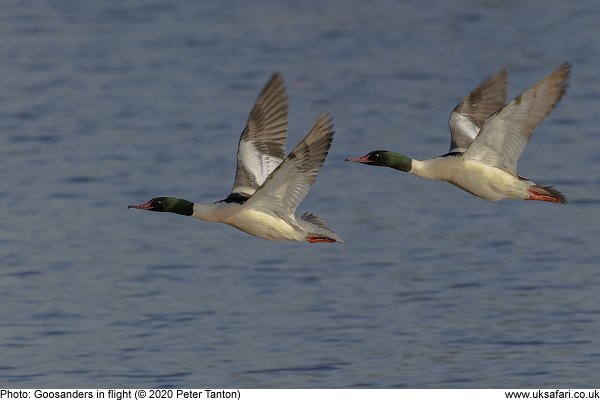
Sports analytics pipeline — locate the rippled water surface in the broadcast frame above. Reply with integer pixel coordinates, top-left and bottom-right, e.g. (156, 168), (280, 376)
(1, 0), (600, 388)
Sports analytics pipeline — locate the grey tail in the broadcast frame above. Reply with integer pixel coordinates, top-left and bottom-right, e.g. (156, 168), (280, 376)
(533, 184), (568, 204)
(301, 212), (344, 243)
(301, 212), (329, 229)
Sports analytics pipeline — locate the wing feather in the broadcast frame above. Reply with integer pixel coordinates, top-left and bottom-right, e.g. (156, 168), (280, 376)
(461, 62), (570, 176)
(448, 68), (507, 152)
(245, 114), (334, 220)
(231, 73), (288, 196)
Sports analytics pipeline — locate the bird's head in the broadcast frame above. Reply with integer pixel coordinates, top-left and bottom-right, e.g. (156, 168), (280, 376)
(128, 197), (193, 216)
(345, 150), (412, 172)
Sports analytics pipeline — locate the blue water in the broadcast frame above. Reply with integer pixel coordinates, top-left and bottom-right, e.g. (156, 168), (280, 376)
(1, 0), (600, 388)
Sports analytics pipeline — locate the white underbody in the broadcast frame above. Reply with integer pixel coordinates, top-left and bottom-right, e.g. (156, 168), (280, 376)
(411, 157), (533, 201)
(192, 202), (305, 241)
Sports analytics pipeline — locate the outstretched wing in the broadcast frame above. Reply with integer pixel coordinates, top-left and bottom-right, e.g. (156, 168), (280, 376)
(448, 68), (507, 153)
(462, 62), (570, 176)
(245, 114), (334, 219)
(231, 73), (288, 196)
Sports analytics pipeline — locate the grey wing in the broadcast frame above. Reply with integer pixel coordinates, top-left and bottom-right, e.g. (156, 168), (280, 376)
(245, 114), (334, 220)
(448, 68), (508, 153)
(462, 62), (570, 176)
(231, 73), (288, 196)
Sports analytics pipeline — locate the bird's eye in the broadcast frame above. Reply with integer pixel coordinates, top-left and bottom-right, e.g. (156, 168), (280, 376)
(373, 153), (380, 159)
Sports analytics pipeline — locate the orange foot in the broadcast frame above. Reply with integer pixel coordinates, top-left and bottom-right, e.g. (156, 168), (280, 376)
(527, 190), (562, 203)
(307, 236), (336, 243)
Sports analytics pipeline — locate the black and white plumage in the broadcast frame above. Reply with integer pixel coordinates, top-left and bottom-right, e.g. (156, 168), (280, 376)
(193, 112), (342, 243)
(231, 73), (288, 198)
(129, 73), (343, 243)
(448, 68), (507, 153)
(347, 63), (570, 204)
(241, 114), (342, 242)
(461, 65), (568, 177)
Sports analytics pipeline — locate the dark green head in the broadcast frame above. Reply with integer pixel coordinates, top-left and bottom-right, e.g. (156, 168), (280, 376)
(345, 150), (412, 172)
(128, 197), (193, 216)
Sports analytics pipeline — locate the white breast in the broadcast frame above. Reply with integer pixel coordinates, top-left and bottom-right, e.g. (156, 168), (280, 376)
(192, 202), (304, 241)
(222, 207), (305, 241)
(412, 157), (530, 201)
(224, 208), (304, 242)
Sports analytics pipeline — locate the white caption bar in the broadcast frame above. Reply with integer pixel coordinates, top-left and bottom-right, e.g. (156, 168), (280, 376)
(1, 389), (600, 400)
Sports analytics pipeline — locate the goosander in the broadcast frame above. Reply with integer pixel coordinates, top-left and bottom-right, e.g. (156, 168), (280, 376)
(130, 73), (342, 243)
(346, 63), (570, 204)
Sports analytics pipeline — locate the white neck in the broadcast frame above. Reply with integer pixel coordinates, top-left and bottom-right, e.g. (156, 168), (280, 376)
(410, 158), (453, 180)
(192, 203), (221, 222)
(192, 202), (239, 223)
(409, 159), (429, 177)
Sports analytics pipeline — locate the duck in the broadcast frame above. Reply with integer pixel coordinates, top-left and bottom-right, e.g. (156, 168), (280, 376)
(346, 63), (570, 204)
(129, 73), (343, 243)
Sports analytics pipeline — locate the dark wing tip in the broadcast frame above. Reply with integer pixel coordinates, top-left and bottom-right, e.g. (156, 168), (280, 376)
(309, 113), (335, 145)
(266, 72), (286, 90)
(544, 62), (572, 109)
(558, 61), (571, 93)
